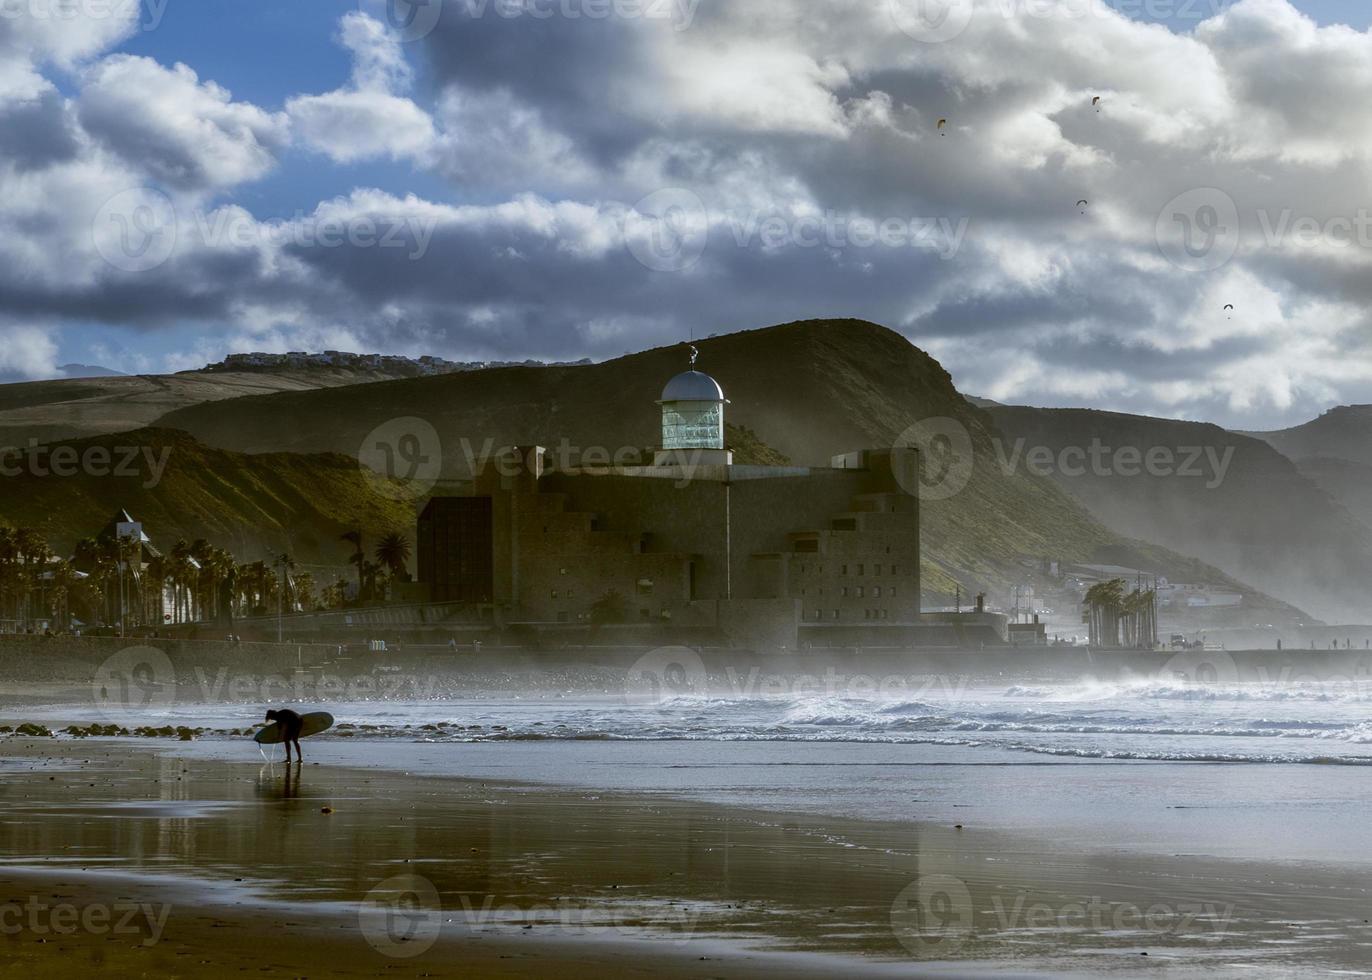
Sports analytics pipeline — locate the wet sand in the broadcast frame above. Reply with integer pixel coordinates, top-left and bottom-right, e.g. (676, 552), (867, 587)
(2, 739), (1370, 977)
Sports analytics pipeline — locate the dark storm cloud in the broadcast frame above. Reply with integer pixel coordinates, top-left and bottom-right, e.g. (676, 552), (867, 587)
(420, 8), (659, 167)
(0, 91), (80, 170)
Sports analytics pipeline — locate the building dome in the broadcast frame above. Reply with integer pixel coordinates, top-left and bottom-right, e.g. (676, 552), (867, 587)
(660, 370), (724, 403)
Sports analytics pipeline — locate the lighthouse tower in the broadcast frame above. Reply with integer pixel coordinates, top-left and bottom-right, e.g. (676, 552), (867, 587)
(654, 345), (733, 467)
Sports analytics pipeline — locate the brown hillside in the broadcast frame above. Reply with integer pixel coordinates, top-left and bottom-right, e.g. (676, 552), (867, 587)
(0, 428), (414, 574)
(147, 319), (1286, 606)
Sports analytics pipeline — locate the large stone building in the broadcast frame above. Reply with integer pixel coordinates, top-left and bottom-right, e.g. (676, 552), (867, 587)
(417, 350), (924, 647)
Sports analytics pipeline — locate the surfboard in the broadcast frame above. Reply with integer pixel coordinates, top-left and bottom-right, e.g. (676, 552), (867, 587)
(254, 711), (334, 745)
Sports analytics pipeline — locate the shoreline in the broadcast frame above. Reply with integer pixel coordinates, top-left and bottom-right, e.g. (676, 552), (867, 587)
(3, 739), (1371, 976)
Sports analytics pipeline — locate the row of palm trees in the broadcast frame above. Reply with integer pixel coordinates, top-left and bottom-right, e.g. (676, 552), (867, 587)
(0, 523), (414, 633)
(1083, 578), (1158, 649)
(341, 530), (412, 605)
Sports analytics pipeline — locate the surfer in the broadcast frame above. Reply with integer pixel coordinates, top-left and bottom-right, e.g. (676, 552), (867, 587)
(265, 707), (305, 762)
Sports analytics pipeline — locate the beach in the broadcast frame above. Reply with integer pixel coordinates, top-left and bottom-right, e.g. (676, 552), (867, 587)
(3, 725), (1371, 977)
(5, 640), (1372, 975)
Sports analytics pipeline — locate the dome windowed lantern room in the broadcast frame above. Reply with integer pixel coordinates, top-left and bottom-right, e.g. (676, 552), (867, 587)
(654, 345), (732, 466)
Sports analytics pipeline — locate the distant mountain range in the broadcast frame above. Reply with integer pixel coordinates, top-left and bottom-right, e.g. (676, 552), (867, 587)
(58, 363), (125, 378)
(202, 351), (593, 377)
(1246, 405), (1372, 466)
(0, 319), (1354, 622)
(987, 406), (1372, 624)
(0, 366), (431, 445)
(1243, 406), (1372, 539)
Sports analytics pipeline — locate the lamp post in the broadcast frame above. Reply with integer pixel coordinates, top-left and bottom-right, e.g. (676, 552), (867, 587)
(269, 553), (288, 644)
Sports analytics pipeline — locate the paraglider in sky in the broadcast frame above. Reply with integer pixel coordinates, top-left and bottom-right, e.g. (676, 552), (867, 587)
(937, 118), (947, 135)
(1224, 304), (1235, 319)
(1077, 199), (1089, 214)
(1092, 96), (1102, 111)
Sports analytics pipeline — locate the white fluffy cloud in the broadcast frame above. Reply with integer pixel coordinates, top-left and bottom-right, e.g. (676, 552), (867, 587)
(0, 323), (60, 380)
(6, 1), (1372, 425)
(0, 0), (137, 100)
(287, 13), (435, 164)
(79, 55), (288, 190)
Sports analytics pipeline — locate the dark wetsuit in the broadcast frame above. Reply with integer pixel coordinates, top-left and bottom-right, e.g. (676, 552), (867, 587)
(266, 708), (304, 762)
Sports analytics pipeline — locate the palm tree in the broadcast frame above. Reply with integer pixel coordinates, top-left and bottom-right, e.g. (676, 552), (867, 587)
(239, 560), (270, 616)
(1120, 587), (1158, 650)
(293, 571), (316, 612)
(1084, 579), (1125, 648)
(360, 559), (382, 602)
(189, 539), (214, 619)
(102, 531), (144, 630)
(341, 530), (364, 603)
(321, 578), (348, 609)
(273, 553), (297, 612)
(47, 559), (81, 632)
(210, 547), (237, 622)
(144, 554), (168, 628)
(375, 532), (412, 583)
(15, 528), (51, 630)
(0, 526), (20, 624)
(169, 539), (197, 623)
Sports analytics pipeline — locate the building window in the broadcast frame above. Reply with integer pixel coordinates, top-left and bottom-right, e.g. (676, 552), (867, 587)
(856, 586), (865, 598)
(874, 564), (882, 576)
(551, 589), (559, 599)
(874, 586), (882, 598)
(890, 586), (896, 598)
(856, 564), (865, 576)
(841, 586), (849, 597)
(560, 567), (568, 575)
(832, 609), (839, 619)
(637, 578), (654, 596)
(814, 609), (821, 620)
(841, 564), (848, 576)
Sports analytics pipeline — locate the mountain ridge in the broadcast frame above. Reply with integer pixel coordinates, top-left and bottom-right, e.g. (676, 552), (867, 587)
(145, 318), (1306, 615)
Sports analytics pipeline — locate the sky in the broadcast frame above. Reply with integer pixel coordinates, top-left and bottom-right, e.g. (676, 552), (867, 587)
(2, 0), (1372, 428)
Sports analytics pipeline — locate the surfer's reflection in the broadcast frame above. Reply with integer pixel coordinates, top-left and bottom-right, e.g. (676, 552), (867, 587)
(255, 763), (302, 800)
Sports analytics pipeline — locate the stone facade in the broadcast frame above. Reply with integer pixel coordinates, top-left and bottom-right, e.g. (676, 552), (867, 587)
(418, 445), (921, 633)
